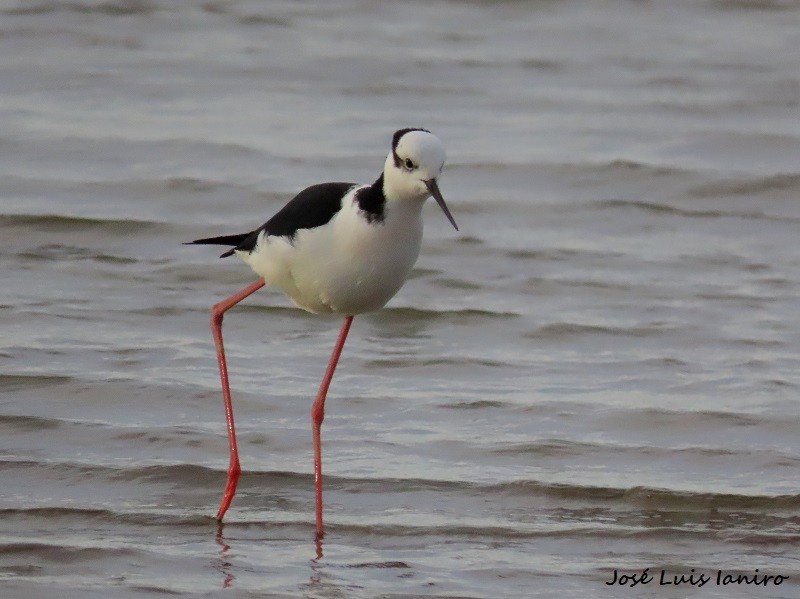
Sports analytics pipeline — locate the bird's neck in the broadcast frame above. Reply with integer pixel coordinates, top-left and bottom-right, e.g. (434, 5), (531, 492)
(370, 173), (386, 199)
(380, 155), (426, 206)
(352, 173), (387, 223)
(363, 170), (425, 227)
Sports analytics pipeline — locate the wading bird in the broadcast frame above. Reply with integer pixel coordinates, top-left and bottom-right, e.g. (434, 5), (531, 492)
(188, 128), (458, 539)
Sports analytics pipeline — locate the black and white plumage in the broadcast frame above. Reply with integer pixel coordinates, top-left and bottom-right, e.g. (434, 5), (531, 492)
(189, 128), (456, 315)
(187, 128), (457, 540)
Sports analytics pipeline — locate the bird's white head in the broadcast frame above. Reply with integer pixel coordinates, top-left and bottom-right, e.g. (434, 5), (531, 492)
(383, 128), (458, 230)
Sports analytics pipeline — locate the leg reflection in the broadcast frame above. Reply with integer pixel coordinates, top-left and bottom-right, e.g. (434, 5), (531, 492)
(215, 522), (235, 588)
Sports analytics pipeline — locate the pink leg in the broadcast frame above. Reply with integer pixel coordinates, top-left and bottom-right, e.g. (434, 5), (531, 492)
(211, 279), (266, 521)
(311, 315), (354, 540)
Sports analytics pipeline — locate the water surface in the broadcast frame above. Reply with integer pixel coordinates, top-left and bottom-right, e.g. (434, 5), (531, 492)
(1, 1), (799, 597)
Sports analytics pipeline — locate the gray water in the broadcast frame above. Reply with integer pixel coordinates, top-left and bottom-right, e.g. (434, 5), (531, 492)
(1, 1), (799, 597)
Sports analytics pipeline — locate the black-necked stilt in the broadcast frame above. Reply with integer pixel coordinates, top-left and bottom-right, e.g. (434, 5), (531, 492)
(188, 128), (458, 539)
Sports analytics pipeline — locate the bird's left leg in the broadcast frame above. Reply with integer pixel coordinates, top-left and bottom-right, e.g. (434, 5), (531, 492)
(311, 315), (354, 540)
(210, 278), (265, 521)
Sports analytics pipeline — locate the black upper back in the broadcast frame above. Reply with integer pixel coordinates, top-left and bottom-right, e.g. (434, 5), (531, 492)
(234, 182), (355, 253)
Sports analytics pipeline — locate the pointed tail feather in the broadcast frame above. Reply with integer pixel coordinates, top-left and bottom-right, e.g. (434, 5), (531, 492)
(185, 233), (249, 258)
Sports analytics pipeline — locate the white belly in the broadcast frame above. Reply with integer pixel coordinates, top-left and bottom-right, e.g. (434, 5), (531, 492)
(239, 195), (424, 315)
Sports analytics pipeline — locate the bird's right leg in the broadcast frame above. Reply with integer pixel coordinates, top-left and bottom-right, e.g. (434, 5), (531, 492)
(311, 315), (354, 540)
(210, 278), (266, 521)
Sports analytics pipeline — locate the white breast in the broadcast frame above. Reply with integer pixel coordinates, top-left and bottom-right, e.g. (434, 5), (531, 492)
(239, 188), (425, 315)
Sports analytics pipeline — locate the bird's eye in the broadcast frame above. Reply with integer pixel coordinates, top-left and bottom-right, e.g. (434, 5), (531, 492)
(404, 158), (415, 170)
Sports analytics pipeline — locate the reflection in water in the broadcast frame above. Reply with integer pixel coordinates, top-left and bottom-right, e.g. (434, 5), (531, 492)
(214, 524), (235, 589)
(212, 521), (327, 590)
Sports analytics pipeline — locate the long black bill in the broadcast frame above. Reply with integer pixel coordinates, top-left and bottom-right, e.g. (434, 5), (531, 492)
(424, 179), (459, 231)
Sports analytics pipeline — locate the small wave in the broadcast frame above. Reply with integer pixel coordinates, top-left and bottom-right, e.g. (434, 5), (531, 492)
(494, 480), (800, 510)
(232, 304), (325, 317)
(195, 0), (293, 26)
(318, 520), (732, 542)
(454, 57), (562, 71)
(0, 214), (162, 233)
(712, 0), (798, 12)
(506, 248), (623, 262)
(458, 159), (689, 179)
(375, 307), (518, 323)
(235, 14), (292, 27)
(593, 199), (691, 214)
(494, 439), (800, 466)
(439, 400), (507, 410)
(4, 459), (798, 517)
(109, 463), (228, 485)
(525, 322), (673, 340)
(345, 561), (411, 569)
(688, 172), (800, 197)
(624, 407), (765, 428)
(0, 541), (141, 561)
(601, 159), (684, 175)
(112, 464), (318, 489)
(551, 278), (632, 292)
(0, 413), (61, 431)
(620, 486), (800, 510)
(560, 159), (691, 178)
(586, 199), (779, 221)
(431, 276), (483, 290)
(0, 506), (120, 521)
(0, 374), (73, 392)
(493, 439), (602, 458)
(363, 356), (508, 369)
(0, 505), (213, 528)
(165, 177), (223, 192)
(2, 1), (156, 17)
(18, 244), (138, 264)
(0, 459), (213, 485)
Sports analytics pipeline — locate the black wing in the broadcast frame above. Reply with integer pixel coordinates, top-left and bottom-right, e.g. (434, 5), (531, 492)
(188, 181), (355, 258)
(259, 181), (354, 239)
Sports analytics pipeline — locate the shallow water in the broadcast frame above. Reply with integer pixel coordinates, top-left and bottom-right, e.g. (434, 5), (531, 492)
(1, 1), (799, 597)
